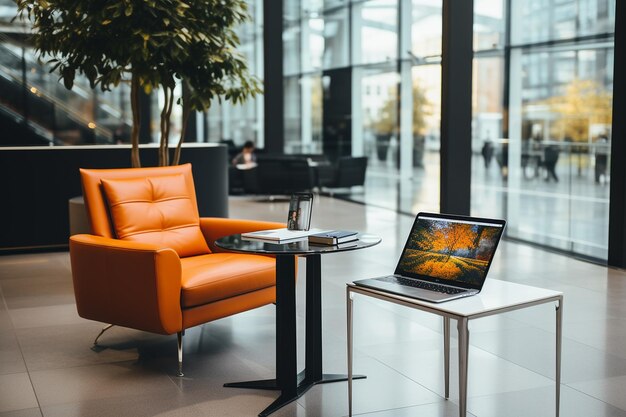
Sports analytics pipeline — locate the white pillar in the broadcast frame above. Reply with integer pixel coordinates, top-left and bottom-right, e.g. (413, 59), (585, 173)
(352, 68), (364, 157)
(196, 111), (204, 142)
(351, 2), (364, 157)
(399, 0), (413, 178)
(507, 0), (523, 231)
(301, 18), (313, 152)
(222, 103), (232, 141)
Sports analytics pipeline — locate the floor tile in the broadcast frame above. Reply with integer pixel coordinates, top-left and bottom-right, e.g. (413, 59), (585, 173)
(1, 274), (75, 310)
(41, 391), (199, 417)
(354, 400), (478, 417)
(470, 325), (626, 383)
(568, 374), (626, 411)
(8, 304), (88, 330)
(469, 385), (626, 417)
(0, 253), (69, 281)
(0, 409), (42, 417)
(369, 343), (554, 399)
(29, 362), (179, 407)
(0, 328), (26, 375)
(0, 373), (39, 413)
(16, 323), (139, 372)
(298, 354), (441, 416)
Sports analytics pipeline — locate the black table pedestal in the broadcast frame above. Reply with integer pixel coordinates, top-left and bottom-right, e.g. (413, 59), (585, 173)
(224, 254), (365, 417)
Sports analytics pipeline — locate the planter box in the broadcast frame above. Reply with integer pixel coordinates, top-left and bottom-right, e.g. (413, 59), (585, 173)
(0, 143), (228, 252)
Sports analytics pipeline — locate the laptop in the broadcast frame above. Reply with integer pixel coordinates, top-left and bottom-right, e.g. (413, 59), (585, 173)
(354, 212), (506, 303)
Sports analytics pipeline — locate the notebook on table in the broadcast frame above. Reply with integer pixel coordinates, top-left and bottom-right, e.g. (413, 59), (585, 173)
(353, 212), (505, 303)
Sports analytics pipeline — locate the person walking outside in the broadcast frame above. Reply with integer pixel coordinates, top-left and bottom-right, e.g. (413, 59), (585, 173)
(544, 144), (560, 182)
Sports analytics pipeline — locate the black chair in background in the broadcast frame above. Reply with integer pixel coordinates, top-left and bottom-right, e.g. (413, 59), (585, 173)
(318, 156), (368, 190)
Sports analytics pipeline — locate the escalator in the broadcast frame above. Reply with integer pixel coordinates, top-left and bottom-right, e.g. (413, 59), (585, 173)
(0, 33), (132, 146)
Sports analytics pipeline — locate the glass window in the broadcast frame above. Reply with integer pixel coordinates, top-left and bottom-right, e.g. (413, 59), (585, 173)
(411, 0), (442, 58)
(473, 0), (504, 51)
(284, 76), (302, 153)
(305, 18), (325, 71)
(512, 0), (616, 45)
(473, 0), (615, 260)
(284, 24), (302, 75)
(355, 0), (398, 65)
(322, 7), (349, 69)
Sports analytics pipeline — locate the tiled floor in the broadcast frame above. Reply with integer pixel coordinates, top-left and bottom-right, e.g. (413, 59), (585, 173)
(1, 195), (625, 416)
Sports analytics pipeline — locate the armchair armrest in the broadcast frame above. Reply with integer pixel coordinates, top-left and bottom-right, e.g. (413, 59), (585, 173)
(200, 217), (285, 253)
(69, 234), (183, 335)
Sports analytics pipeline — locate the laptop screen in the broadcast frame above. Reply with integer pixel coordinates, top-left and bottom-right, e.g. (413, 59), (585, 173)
(395, 213), (505, 289)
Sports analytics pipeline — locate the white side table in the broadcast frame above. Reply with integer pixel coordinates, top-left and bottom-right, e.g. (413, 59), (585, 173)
(346, 279), (563, 417)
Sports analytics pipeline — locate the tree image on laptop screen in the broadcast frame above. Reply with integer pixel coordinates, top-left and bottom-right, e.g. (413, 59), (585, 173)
(399, 219), (501, 286)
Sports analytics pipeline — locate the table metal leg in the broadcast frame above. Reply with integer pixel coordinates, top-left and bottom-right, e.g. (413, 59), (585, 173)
(226, 256), (364, 417)
(347, 288), (354, 417)
(556, 297), (563, 417)
(224, 255), (298, 416)
(458, 317), (469, 417)
(444, 316), (450, 399)
(305, 255), (323, 383)
(302, 255), (365, 389)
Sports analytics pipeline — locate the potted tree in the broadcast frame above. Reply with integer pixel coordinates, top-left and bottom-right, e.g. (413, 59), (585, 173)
(372, 97), (395, 162)
(16, 0), (261, 167)
(372, 83), (430, 165)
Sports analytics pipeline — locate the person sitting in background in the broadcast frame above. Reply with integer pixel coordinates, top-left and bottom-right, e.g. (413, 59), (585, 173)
(231, 140), (257, 168)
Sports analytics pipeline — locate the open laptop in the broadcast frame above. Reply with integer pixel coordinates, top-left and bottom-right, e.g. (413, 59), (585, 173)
(354, 212), (506, 303)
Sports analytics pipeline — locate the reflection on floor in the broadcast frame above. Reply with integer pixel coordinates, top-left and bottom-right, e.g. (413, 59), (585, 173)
(1, 196), (625, 416)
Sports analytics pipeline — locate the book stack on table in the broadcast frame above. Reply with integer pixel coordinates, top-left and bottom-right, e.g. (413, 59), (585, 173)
(308, 230), (358, 245)
(241, 228), (328, 243)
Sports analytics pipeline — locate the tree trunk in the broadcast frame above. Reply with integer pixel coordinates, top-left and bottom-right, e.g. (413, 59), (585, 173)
(163, 88), (174, 166)
(173, 98), (190, 166)
(130, 74), (141, 168)
(158, 86), (175, 166)
(158, 87), (169, 166)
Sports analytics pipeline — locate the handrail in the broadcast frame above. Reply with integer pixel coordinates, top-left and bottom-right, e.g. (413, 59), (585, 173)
(0, 33), (132, 141)
(0, 101), (54, 144)
(0, 60), (114, 140)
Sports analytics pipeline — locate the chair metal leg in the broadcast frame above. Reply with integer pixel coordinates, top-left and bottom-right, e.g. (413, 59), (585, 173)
(347, 289), (354, 417)
(443, 316), (450, 399)
(177, 331), (184, 377)
(93, 324), (114, 346)
(458, 317), (469, 417)
(556, 297), (563, 417)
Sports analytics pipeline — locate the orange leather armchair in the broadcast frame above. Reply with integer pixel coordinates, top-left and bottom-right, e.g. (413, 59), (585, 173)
(69, 164), (286, 376)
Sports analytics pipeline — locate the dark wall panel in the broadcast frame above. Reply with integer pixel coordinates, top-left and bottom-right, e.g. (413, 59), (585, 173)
(609, 0), (626, 268)
(322, 68), (352, 161)
(0, 144), (228, 251)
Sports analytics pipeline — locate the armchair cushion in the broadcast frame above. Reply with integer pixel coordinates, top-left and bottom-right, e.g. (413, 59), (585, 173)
(180, 253), (275, 308)
(101, 174), (210, 258)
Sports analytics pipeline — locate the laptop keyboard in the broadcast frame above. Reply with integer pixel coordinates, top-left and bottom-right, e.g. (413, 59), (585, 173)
(380, 276), (466, 295)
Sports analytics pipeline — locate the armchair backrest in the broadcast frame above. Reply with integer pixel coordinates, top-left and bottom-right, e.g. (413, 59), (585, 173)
(80, 164), (209, 257)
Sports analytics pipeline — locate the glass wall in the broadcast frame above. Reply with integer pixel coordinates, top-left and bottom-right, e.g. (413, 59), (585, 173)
(205, 0), (264, 147)
(471, 0), (615, 260)
(276, 0), (443, 213)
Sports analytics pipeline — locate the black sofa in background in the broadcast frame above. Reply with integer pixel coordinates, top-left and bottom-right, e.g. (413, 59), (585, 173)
(228, 153), (368, 195)
(242, 156), (317, 194)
